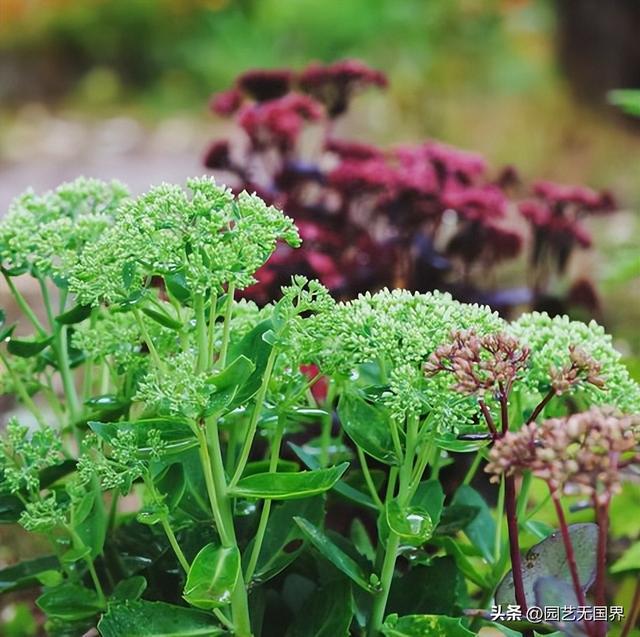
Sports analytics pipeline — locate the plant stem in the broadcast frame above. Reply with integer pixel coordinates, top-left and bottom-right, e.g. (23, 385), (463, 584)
(594, 496), (610, 611)
(161, 517), (190, 573)
(133, 309), (164, 373)
(504, 475), (528, 614)
(463, 451), (484, 486)
(357, 446), (384, 510)
(549, 488), (587, 607)
(219, 283), (235, 367)
(194, 294), (210, 373)
(3, 273), (47, 335)
(229, 348), (278, 488)
(526, 388), (555, 424)
(244, 415), (286, 582)
(368, 416), (418, 636)
(319, 379), (335, 468)
(0, 351), (47, 428)
(621, 577), (640, 637)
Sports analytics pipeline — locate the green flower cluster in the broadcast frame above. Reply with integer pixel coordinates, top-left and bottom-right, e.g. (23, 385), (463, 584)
(70, 178), (300, 305)
(0, 178), (128, 279)
(510, 312), (640, 413)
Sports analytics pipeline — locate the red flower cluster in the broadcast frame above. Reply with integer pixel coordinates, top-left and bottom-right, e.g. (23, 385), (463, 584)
(204, 61), (618, 313)
(519, 180), (617, 274)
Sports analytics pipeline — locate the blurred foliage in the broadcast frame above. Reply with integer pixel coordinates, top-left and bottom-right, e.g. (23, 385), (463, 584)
(0, 0), (549, 112)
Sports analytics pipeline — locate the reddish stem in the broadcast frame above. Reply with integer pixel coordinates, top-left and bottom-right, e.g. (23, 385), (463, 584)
(550, 485), (598, 637)
(594, 496), (610, 637)
(504, 475), (528, 613)
(478, 398), (498, 439)
(526, 388), (555, 424)
(621, 577), (640, 637)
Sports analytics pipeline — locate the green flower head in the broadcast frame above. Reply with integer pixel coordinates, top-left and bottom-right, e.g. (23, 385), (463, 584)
(70, 177), (300, 305)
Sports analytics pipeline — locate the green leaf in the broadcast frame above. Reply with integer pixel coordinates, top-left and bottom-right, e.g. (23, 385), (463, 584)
(205, 354), (256, 415)
(155, 462), (187, 511)
(434, 505), (479, 536)
(60, 546), (91, 565)
(89, 417), (197, 458)
(7, 335), (53, 357)
(382, 614), (474, 637)
(386, 499), (433, 546)
(534, 577), (587, 637)
(495, 523), (598, 607)
(0, 555), (59, 594)
(183, 544), (240, 610)
(0, 492), (24, 523)
(230, 463), (349, 500)
(111, 576), (147, 602)
(412, 480), (445, 528)
(55, 304), (92, 325)
(610, 540), (640, 574)
(451, 485), (495, 563)
(248, 496), (324, 584)
(141, 307), (183, 331)
(0, 322), (16, 342)
(164, 270), (191, 304)
(435, 434), (490, 453)
(74, 480), (107, 558)
(36, 583), (104, 621)
(227, 318), (274, 404)
(287, 577), (353, 637)
(337, 390), (398, 465)
(388, 557), (467, 617)
(294, 517), (378, 592)
(289, 442), (376, 511)
(98, 600), (225, 636)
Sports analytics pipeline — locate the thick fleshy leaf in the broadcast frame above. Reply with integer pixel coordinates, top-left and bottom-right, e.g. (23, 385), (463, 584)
(388, 557), (467, 617)
(7, 335), (53, 357)
(98, 600), (225, 636)
(611, 540), (640, 573)
(435, 434), (490, 453)
(229, 463), (348, 500)
(534, 577), (588, 637)
(36, 583), (104, 621)
(337, 390), (398, 465)
(204, 354), (255, 415)
(89, 417), (197, 458)
(382, 614), (474, 636)
(0, 492), (24, 523)
(451, 485), (495, 563)
(164, 270), (191, 304)
(386, 499), (433, 546)
(111, 576), (147, 602)
(248, 496), (324, 583)
(55, 304), (92, 325)
(287, 577), (353, 637)
(227, 318), (274, 404)
(294, 517), (378, 592)
(495, 523), (598, 607)
(289, 442), (376, 511)
(183, 544), (240, 610)
(141, 307), (183, 331)
(0, 555), (59, 594)
(74, 480), (107, 558)
(412, 480), (445, 528)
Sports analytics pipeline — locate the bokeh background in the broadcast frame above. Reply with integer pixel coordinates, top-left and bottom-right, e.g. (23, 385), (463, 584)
(0, 0), (638, 342)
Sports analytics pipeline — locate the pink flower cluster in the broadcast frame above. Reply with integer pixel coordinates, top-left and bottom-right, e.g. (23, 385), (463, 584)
(204, 60), (619, 310)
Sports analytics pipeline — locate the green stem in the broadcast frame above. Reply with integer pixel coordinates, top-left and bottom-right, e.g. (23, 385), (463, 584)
(462, 451), (484, 486)
(194, 294), (209, 374)
(55, 325), (82, 424)
(229, 348), (278, 488)
(357, 446), (383, 510)
(161, 517), (190, 573)
(319, 379), (336, 468)
(207, 291), (218, 364)
(2, 273), (47, 335)
(219, 283), (235, 368)
(244, 415), (286, 583)
(134, 309), (164, 373)
(0, 351), (47, 428)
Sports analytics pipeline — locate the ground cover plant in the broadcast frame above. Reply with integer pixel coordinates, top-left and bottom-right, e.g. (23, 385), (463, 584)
(0, 178), (639, 637)
(205, 61), (617, 318)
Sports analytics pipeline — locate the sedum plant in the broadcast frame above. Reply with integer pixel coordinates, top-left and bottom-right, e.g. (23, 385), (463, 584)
(0, 178), (638, 637)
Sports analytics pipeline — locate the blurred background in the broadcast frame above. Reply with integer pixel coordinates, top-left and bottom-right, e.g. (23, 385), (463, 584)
(0, 0), (638, 344)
